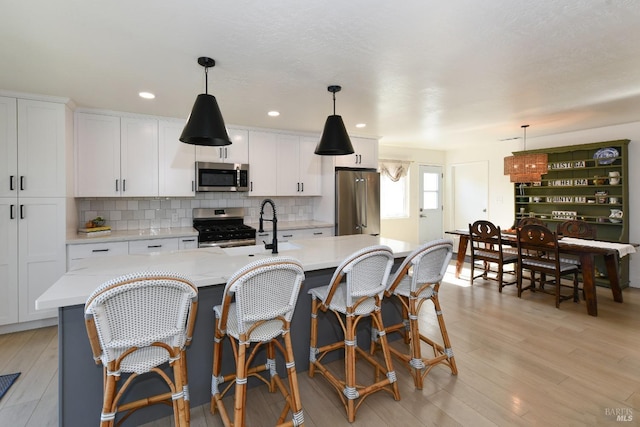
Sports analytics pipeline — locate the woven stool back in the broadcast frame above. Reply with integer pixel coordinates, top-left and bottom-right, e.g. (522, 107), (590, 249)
(224, 256), (305, 335)
(84, 271), (198, 370)
(392, 239), (453, 292)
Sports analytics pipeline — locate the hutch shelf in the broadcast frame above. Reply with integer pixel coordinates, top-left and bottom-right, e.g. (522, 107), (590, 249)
(512, 139), (630, 287)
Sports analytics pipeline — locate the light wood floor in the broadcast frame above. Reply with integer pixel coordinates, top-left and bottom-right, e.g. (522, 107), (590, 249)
(2, 264), (639, 426)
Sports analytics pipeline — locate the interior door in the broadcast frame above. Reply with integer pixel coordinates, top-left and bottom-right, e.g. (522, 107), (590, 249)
(452, 161), (489, 229)
(418, 165), (443, 242)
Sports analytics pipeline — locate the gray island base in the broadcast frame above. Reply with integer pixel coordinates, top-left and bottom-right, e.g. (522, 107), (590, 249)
(41, 235), (419, 426)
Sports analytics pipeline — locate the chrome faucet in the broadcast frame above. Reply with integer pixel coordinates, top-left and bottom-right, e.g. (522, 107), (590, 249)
(258, 198), (278, 254)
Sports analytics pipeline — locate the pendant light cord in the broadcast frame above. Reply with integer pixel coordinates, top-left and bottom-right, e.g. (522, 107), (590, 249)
(204, 67), (209, 95)
(333, 91), (336, 115)
(522, 124), (529, 150)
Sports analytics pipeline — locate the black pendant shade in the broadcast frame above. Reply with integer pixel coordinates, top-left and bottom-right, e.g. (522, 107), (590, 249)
(180, 57), (232, 146)
(314, 85), (354, 156)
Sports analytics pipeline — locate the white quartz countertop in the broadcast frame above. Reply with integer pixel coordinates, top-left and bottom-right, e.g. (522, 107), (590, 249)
(37, 234), (418, 310)
(66, 227), (198, 244)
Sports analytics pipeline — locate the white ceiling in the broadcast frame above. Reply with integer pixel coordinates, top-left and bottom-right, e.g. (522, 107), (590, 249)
(2, 1), (640, 150)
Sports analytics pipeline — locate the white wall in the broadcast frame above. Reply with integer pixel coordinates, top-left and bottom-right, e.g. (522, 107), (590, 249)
(444, 121), (640, 288)
(378, 145), (445, 243)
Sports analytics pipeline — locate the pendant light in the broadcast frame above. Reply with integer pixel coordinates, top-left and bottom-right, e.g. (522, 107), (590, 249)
(503, 125), (548, 183)
(180, 57), (232, 146)
(314, 85), (355, 156)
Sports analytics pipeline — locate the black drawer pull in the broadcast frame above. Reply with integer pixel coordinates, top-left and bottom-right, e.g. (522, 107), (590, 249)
(283, 234), (293, 238)
(313, 232), (323, 235)
(147, 245), (162, 248)
(92, 249), (110, 253)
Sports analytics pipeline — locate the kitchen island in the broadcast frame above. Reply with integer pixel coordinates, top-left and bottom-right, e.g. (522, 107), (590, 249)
(36, 234), (418, 426)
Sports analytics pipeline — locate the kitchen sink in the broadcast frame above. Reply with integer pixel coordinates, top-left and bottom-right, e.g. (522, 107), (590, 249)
(222, 242), (301, 256)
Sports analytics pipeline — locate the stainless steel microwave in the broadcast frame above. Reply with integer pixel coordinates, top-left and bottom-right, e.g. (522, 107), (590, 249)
(195, 162), (249, 192)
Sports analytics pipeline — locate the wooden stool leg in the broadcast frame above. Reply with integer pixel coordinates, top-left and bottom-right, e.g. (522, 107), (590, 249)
(309, 296), (319, 378)
(283, 330), (305, 426)
(344, 314), (357, 423)
(210, 326), (224, 414)
(233, 339), (249, 427)
(408, 296), (424, 389)
(372, 310), (400, 402)
(432, 293), (458, 375)
(101, 366), (117, 427)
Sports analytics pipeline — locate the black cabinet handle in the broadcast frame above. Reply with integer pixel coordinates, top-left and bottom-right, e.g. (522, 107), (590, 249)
(313, 232), (323, 235)
(297, 182), (300, 192)
(301, 182), (304, 192)
(192, 180), (195, 192)
(283, 234), (293, 238)
(250, 181), (254, 192)
(20, 176), (25, 191)
(123, 179), (126, 192)
(115, 179), (118, 192)
(92, 249), (110, 253)
(10, 175), (14, 191)
(181, 238), (196, 242)
(20, 204), (24, 219)
(10, 204), (15, 220)
(147, 244), (162, 248)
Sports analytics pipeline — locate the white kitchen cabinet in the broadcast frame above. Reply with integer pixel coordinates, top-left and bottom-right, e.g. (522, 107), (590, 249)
(250, 131), (321, 197)
(178, 236), (198, 250)
(0, 96), (68, 326)
(248, 131), (278, 196)
(66, 241), (129, 270)
(1, 97), (66, 198)
(17, 198), (66, 322)
(334, 137), (379, 169)
(159, 120), (195, 197)
(120, 117), (159, 196)
(75, 113), (159, 197)
(196, 128), (249, 164)
(128, 238), (179, 254)
(278, 227), (334, 241)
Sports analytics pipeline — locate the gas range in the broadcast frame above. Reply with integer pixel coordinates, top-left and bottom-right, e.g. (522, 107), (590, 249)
(193, 207), (256, 248)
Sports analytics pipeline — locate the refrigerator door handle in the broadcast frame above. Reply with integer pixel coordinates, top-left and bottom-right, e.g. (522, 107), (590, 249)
(362, 178), (368, 228)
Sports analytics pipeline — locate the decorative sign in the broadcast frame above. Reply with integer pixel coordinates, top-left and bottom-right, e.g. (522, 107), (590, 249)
(548, 160), (586, 169)
(552, 210), (577, 220)
(574, 178), (589, 186)
(549, 179), (573, 186)
(575, 196), (587, 203)
(547, 196), (574, 203)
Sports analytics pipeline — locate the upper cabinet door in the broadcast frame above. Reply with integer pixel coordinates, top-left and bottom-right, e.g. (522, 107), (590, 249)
(159, 120), (195, 197)
(299, 137), (322, 195)
(248, 131), (277, 196)
(196, 128), (249, 164)
(75, 113), (121, 197)
(0, 96), (17, 198)
(120, 117), (159, 197)
(276, 134), (300, 196)
(17, 99), (66, 198)
(334, 137), (378, 169)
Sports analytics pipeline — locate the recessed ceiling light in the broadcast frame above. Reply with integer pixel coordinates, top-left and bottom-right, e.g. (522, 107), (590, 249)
(268, 111), (280, 117)
(355, 123), (366, 128)
(139, 92), (155, 99)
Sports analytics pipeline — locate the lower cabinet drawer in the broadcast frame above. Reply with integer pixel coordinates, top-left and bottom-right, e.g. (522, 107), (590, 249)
(67, 241), (129, 270)
(128, 238), (179, 254)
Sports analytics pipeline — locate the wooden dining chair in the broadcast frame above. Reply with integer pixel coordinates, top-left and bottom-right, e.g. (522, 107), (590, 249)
(469, 220), (518, 292)
(517, 217), (545, 227)
(516, 224), (580, 308)
(556, 220), (597, 239)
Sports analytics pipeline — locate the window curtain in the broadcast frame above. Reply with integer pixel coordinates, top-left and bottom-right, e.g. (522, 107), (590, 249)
(379, 160), (411, 182)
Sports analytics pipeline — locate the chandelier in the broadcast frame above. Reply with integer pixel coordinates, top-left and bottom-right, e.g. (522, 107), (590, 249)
(503, 125), (548, 183)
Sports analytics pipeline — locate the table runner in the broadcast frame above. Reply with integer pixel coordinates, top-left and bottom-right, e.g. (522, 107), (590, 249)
(560, 237), (637, 257)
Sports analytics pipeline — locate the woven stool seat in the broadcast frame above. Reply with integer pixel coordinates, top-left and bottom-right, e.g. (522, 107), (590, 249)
(84, 271), (198, 427)
(211, 257), (306, 427)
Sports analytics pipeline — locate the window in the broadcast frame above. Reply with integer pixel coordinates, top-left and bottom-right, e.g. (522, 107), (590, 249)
(379, 160), (410, 219)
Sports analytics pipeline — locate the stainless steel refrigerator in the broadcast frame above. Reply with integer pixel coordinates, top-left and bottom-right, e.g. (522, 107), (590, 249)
(335, 169), (380, 236)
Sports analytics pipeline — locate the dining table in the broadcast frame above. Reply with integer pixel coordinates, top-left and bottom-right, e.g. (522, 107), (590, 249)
(445, 229), (637, 316)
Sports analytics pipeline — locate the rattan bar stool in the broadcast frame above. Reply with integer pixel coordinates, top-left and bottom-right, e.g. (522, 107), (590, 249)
(210, 257), (306, 427)
(308, 245), (399, 423)
(375, 239), (457, 390)
(84, 271), (198, 427)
